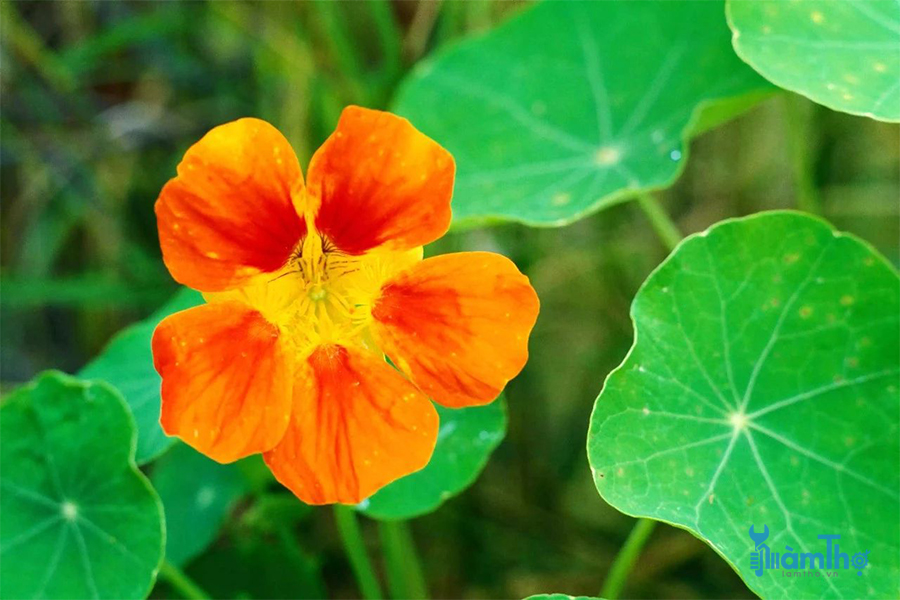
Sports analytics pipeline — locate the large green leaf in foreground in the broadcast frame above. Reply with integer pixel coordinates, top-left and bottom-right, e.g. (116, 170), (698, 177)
(81, 288), (202, 464)
(359, 399), (506, 520)
(588, 212), (899, 599)
(0, 372), (164, 599)
(394, 0), (772, 227)
(728, 0), (900, 122)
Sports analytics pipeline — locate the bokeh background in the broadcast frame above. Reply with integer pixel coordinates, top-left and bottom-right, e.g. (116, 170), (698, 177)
(2, 1), (898, 598)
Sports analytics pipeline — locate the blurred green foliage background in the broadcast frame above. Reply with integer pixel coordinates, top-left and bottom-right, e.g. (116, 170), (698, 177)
(2, 1), (897, 598)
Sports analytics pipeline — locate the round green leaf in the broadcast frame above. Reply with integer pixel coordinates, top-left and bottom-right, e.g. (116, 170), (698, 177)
(588, 212), (899, 599)
(1, 371), (165, 600)
(394, 0), (772, 227)
(357, 399), (506, 520)
(728, 0), (900, 121)
(151, 443), (248, 567)
(80, 288), (202, 464)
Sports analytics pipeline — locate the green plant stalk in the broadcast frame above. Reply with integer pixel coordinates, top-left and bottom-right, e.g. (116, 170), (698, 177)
(158, 559), (210, 600)
(312, 0), (368, 104)
(368, 0), (402, 77)
(333, 505), (384, 600)
(463, 0), (494, 32)
(636, 193), (682, 252)
(379, 521), (428, 599)
(784, 94), (821, 215)
(404, 0), (443, 63)
(600, 518), (657, 599)
(432, 0), (462, 47)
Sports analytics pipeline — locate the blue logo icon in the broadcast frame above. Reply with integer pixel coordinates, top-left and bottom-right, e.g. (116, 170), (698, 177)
(749, 525), (770, 576)
(748, 526), (870, 577)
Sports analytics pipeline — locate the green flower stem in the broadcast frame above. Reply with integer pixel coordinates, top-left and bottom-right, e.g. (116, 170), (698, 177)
(333, 505), (384, 600)
(379, 520), (429, 599)
(158, 559), (210, 600)
(636, 193), (683, 252)
(600, 518), (658, 599)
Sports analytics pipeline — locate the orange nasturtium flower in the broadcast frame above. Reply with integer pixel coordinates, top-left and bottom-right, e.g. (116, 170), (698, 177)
(151, 106), (539, 505)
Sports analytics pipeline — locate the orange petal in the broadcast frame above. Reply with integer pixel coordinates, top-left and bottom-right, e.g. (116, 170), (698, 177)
(156, 118), (306, 292)
(263, 345), (438, 505)
(152, 301), (293, 463)
(307, 106), (454, 255)
(372, 252), (539, 408)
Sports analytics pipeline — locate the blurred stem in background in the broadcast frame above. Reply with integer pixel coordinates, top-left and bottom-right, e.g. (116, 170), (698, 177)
(368, 0), (403, 84)
(404, 0), (443, 63)
(636, 193), (683, 252)
(313, 0), (368, 104)
(784, 94), (822, 215)
(600, 518), (658, 599)
(1, 1), (76, 94)
(158, 559), (210, 600)
(379, 520), (428, 599)
(333, 505), (384, 600)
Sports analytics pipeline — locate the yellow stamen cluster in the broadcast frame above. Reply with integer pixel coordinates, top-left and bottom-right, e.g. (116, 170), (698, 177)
(206, 223), (420, 358)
